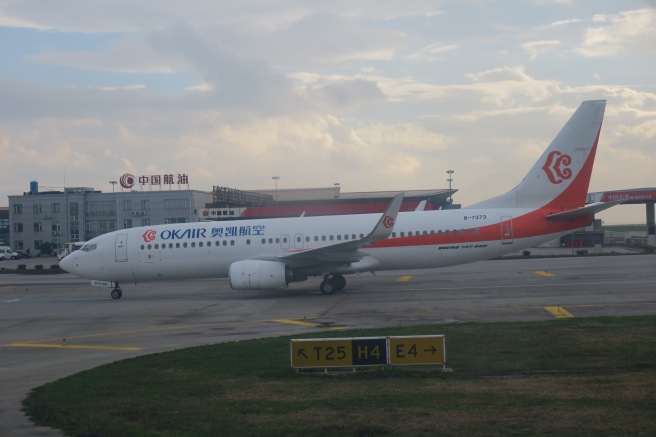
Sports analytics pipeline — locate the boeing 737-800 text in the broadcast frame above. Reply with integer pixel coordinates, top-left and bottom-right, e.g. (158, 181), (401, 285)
(60, 100), (615, 299)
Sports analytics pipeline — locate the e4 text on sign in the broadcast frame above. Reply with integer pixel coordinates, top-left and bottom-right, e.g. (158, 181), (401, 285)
(388, 335), (445, 365)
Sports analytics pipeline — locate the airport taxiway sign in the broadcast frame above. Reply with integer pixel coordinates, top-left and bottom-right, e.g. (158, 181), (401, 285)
(388, 335), (445, 365)
(290, 337), (387, 369)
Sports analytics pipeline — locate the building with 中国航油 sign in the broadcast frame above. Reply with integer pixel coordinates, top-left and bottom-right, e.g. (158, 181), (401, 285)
(7, 177), (210, 253)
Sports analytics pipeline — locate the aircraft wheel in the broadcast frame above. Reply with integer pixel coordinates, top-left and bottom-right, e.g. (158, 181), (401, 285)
(110, 288), (123, 300)
(333, 274), (346, 291)
(319, 279), (336, 295)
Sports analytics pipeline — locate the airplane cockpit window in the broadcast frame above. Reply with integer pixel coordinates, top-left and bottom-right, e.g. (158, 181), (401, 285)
(81, 243), (97, 252)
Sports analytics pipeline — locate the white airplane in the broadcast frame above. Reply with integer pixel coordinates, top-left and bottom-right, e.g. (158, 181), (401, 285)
(61, 100), (616, 299)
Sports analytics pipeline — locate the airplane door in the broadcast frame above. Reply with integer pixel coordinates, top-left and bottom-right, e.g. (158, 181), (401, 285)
(294, 234), (304, 249)
(500, 216), (514, 245)
(115, 233), (128, 262)
(280, 234), (290, 250)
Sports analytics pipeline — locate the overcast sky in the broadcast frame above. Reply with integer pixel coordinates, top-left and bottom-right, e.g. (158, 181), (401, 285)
(1, 0), (655, 224)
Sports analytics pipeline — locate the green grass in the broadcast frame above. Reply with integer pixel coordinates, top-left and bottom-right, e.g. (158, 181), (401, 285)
(23, 316), (656, 436)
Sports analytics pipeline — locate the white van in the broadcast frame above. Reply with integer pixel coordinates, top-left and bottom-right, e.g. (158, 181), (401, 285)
(0, 246), (19, 261)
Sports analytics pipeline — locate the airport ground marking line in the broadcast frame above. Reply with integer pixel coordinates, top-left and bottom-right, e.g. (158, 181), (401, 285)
(271, 319), (321, 327)
(545, 306), (574, 318)
(5, 343), (143, 351)
(534, 271), (555, 277)
(398, 275), (413, 282)
(350, 279), (656, 293)
(19, 319), (276, 344)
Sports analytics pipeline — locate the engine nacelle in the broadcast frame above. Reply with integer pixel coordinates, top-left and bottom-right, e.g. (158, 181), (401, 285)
(229, 260), (294, 290)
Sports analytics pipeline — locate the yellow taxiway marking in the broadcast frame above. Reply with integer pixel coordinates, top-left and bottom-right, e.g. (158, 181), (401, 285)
(535, 271), (555, 277)
(271, 318), (321, 327)
(545, 306), (574, 318)
(398, 275), (413, 282)
(270, 319), (346, 330)
(5, 343), (143, 351)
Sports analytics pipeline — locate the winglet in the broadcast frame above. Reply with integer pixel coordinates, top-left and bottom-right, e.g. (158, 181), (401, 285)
(360, 192), (404, 244)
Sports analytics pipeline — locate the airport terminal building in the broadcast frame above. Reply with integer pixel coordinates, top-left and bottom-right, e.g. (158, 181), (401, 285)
(7, 183), (210, 253)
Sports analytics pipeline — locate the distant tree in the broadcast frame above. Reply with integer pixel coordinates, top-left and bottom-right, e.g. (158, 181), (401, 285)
(38, 242), (54, 256)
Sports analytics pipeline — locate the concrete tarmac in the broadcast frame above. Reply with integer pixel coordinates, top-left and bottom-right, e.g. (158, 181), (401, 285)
(1, 254), (655, 436)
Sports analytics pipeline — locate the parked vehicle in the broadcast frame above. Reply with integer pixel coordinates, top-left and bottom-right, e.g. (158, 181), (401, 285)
(57, 242), (85, 260)
(14, 250), (32, 259)
(0, 247), (20, 261)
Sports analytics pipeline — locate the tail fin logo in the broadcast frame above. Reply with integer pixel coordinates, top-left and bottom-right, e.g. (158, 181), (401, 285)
(383, 216), (395, 228)
(542, 150), (572, 184)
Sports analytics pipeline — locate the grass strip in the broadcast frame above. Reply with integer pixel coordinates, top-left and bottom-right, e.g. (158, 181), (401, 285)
(23, 316), (656, 436)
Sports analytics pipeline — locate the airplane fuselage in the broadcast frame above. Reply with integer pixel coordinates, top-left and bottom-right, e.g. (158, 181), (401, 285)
(64, 206), (589, 284)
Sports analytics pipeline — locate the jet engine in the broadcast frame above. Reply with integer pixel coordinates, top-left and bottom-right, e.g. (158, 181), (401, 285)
(229, 260), (305, 290)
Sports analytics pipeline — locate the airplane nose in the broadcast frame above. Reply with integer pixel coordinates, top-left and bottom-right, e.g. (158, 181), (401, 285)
(59, 255), (74, 273)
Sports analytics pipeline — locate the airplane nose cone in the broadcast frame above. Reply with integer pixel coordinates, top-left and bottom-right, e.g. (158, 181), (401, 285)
(59, 255), (74, 273)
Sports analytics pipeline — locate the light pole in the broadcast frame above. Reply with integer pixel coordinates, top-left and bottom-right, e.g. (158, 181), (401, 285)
(272, 176), (280, 205)
(446, 170), (454, 204)
(109, 180), (117, 193)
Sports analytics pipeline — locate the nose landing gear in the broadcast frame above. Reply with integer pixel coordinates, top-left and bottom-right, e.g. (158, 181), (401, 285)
(110, 284), (123, 300)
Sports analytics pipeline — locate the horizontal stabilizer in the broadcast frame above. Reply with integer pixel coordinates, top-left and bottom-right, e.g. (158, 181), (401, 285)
(545, 201), (621, 221)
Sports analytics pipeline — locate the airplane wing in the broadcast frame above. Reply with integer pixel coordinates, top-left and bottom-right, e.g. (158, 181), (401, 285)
(256, 192), (404, 269)
(545, 201), (622, 221)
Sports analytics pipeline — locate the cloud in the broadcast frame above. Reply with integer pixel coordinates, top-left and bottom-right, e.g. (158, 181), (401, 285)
(577, 8), (656, 57)
(520, 40), (561, 60)
(407, 43), (460, 61)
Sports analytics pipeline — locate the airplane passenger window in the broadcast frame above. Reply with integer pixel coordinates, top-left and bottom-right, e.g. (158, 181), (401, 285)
(246, 239), (251, 245)
(306, 236), (310, 242)
(147, 244), (152, 249)
(445, 230), (450, 235)
(191, 242), (195, 248)
(359, 234), (364, 238)
(275, 238), (280, 243)
(176, 243), (181, 248)
(199, 242), (203, 247)
(344, 234), (348, 240)
(262, 238), (266, 244)
(314, 236), (319, 242)
(337, 235), (341, 240)
(269, 238), (273, 244)
(140, 244), (145, 250)
(392, 232), (396, 237)
(400, 232), (405, 237)
(476, 228), (481, 234)
(322, 236), (326, 241)
(430, 230), (435, 236)
(230, 240), (235, 246)
(468, 229), (473, 234)
(223, 241), (227, 246)
(352, 234), (356, 240)
(183, 243), (188, 248)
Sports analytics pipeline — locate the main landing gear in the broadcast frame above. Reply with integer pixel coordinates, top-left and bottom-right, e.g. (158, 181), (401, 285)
(319, 274), (346, 295)
(110, 284), (123, 300)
